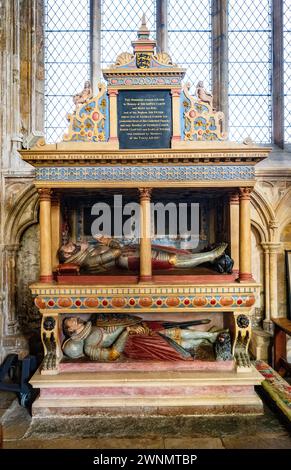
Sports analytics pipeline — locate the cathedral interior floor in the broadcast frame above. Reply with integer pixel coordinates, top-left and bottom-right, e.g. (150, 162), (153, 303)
(1, 388), (291, 449)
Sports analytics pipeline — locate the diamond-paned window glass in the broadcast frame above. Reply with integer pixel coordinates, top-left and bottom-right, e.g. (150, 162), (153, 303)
(284, 0), (291, 144)
(44, 0), (90, 143)
(168, 0), (212, 91)
(101, 0), (156, 69)
(228, 0), (272, 143)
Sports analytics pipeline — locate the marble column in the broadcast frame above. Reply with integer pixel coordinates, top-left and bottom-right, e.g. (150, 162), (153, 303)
(108, 89), (119, 144)
(38, 188), (53, 282)
(171, 88), (181, 143)
(239, 187), (252, 281)
(229, 191), (239, 276)
(51, 191), (61, 271)
(139, 188), (152, 283)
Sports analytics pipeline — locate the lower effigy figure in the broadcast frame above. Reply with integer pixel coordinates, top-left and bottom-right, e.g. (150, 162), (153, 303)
(62, 314), (233, 362)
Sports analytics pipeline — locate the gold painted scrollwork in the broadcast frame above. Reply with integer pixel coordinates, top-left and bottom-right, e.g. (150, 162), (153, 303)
(113, 52), (135, 67)
(153, 52), (174, 66)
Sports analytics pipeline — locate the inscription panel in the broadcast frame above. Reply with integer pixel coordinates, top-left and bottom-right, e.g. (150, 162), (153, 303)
(118, 90), (172, 149)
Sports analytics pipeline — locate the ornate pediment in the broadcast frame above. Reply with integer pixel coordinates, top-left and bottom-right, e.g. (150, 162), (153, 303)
(30, 15), (233, 147)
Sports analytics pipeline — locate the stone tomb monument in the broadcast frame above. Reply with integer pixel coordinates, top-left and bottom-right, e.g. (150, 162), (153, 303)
(20, 18), (271, 416)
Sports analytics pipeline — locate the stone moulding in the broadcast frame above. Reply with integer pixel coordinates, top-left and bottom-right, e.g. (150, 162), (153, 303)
(20, 147), (271, 166)
(31, 282), (259, 314)
(34, 165), (255, 183)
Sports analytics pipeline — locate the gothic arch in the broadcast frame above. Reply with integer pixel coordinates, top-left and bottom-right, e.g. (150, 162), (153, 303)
(4, 183), (39, 245)
(276, 187), (291, 239)
(251, 219), (267, 244)
(251, 188), (276, 243)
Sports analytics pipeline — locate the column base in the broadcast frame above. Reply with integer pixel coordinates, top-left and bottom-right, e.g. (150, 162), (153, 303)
(40, 275), (54, 283)
(171, 136), (181, 145)
(238, 273), (253, 282)
(139, 275), (153, 283)
(263, 319), (274, 335)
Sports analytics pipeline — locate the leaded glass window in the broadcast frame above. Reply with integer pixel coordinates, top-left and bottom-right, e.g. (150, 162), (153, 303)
(284, 0), (291, 144)
(44, 0), (90, 143)
(168, 0), (212, 90)
(101, 0), (156, 69)
(228, 0), (272, 144)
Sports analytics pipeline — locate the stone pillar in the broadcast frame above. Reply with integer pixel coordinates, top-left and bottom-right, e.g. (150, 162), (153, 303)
(239, 187), (252, 281)
(11, 0), (22, 164)
(262, 245), (271, 326)
(90, 0), (101, 95)
(3, 245), (18, 335)
(139, 188), (152, 283)
(212, 0), (229, 131)
(260, 242), (281, 329)
(51, 192), (61, 270)
(156, 0), (168, 53)
(268, 243), (281, 320)
(171, 88), (181, 144)
(108, 89), (119, 144)
(229, 191), (239, 276)
(1, 244), (29, 358)
(38, 188), (53, 282)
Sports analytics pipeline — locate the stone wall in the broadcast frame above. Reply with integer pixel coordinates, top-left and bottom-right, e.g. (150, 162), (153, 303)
(278, 223), (291, 317)
(0, 0), (43, 359)
(16, 222), (43, 360)
(16, 223), (40, 334)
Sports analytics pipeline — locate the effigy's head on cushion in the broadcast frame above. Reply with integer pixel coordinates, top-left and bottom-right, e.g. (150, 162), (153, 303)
(63, 316), (87, 336)
(62, 314), (144, 338)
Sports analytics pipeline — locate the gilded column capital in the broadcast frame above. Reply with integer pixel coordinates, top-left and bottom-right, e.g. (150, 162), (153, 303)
(108, 89), (119, 97)
(138, 188), (152, 201)
(38, 188), (52, 201)
(229, 191), (240, 204)
(51, 190), (61, 205)
(170, 88), (181, 97)
(239, 187), (252, 200)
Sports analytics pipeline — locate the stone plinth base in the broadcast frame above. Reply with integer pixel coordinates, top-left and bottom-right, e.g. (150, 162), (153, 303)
(59, 359), (235, 373)
(30, 365), (264, 417)
(249, 328), (272, 361)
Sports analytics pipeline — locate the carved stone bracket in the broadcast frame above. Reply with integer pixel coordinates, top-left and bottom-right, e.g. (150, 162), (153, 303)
(41, 314), (62, 374)
(232, 312), (252, 370)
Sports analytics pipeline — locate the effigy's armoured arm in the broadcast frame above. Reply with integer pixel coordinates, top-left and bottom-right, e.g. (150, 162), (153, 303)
(84, 330), (129, 361)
